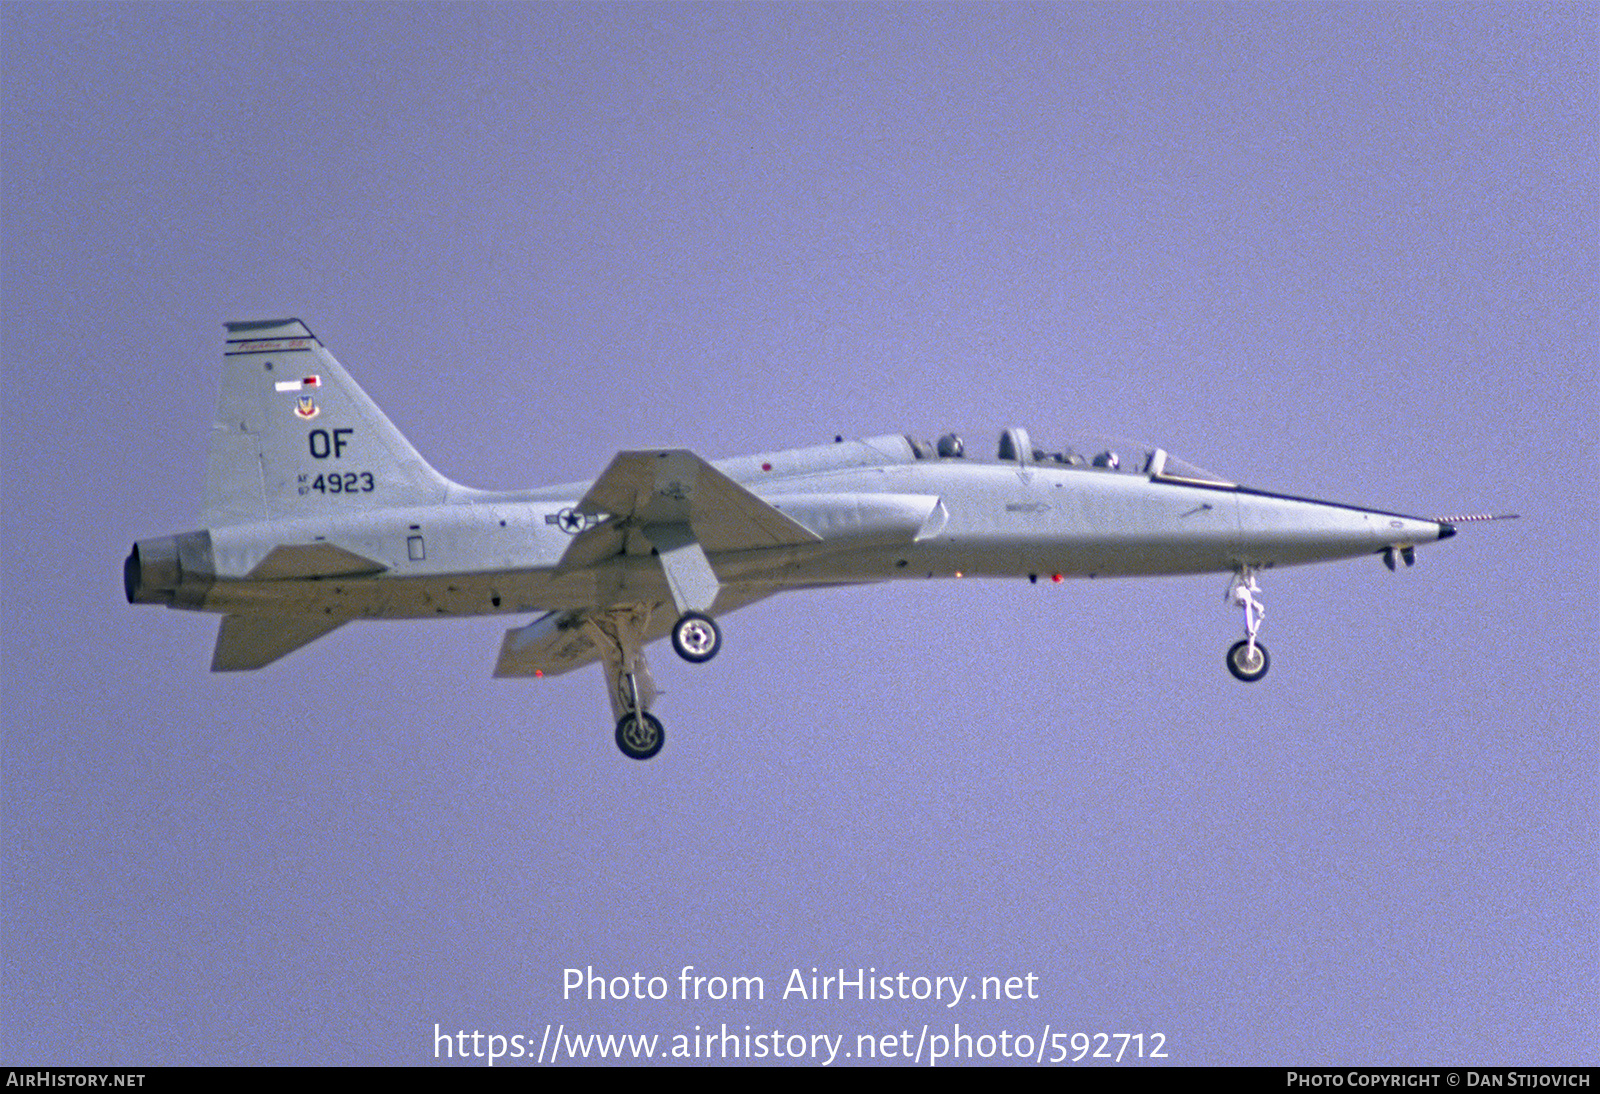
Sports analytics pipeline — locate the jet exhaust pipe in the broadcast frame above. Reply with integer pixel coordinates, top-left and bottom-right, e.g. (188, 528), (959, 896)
(124, 531), (215, 608)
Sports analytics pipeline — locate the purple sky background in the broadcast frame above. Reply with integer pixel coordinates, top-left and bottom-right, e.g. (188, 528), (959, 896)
(3, 2), (1594, 1066)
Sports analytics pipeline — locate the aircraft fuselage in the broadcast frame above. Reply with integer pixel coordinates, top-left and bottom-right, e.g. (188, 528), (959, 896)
(128, 435), (1451, 622)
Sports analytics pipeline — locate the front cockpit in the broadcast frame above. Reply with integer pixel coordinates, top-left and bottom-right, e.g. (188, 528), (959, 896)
(903, 429), (1235, 487)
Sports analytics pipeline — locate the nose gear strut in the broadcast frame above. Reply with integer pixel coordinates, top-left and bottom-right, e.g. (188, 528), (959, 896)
(1225, 568), (1270, 682)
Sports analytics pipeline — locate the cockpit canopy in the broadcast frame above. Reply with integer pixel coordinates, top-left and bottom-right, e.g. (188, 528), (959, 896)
(905, 429), (1234, 487)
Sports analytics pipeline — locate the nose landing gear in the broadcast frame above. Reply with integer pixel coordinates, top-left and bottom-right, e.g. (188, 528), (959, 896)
(1225, 568), (1270, 682)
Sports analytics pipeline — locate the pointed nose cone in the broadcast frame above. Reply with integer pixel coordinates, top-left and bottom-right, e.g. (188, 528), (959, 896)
(1234, 489), (1456, 567)
(1370, 511), (1456, 547)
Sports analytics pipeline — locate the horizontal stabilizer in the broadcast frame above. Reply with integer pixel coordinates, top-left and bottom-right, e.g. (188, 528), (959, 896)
(212, 614), (345, 671)
(246, 543), (387, 580)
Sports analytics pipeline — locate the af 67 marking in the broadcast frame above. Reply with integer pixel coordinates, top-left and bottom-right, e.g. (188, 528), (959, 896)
(308, 428), (354, 459)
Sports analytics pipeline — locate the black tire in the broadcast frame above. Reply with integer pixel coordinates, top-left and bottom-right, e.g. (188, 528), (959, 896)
(671, 612), (721, 663)
(615, 712), (665, 760)
(1227, 639), (1270, 683)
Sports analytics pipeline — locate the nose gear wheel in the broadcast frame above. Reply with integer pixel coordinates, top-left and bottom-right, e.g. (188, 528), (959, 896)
(1225, 568), (1270, 682)
(1227, 638), (1270, 682)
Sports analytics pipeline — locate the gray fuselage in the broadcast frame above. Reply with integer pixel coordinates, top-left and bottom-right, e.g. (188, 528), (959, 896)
(128, 433), (1452, 623)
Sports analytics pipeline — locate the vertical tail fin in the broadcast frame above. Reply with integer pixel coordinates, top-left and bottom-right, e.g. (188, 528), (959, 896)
(203, 318), (457, 526)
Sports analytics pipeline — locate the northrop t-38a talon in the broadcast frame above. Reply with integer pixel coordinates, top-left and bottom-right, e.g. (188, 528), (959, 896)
(126, 319), (1513, 759)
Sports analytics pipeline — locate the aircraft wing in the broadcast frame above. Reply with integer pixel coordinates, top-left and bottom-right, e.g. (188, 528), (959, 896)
(561, 450), (821, 567)
(493, 586), (778, 678)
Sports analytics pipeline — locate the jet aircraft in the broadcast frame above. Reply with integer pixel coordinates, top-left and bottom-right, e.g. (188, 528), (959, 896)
(126, 319), (1511, 759)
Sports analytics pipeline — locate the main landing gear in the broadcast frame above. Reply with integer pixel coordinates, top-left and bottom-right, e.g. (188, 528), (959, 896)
(591, 606), (724, 760)
(575, 606), (668, 761)
(611, 650), (667, 760)
(614, 665), (666, 760)
(615, 713), (665, 760)
(614, 613), (718, 759)
(671, 611), (721, 663)
(1225, 568), (1270, 682)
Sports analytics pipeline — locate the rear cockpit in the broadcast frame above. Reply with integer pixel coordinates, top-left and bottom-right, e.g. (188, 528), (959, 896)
(904, 429), (1235, 487)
